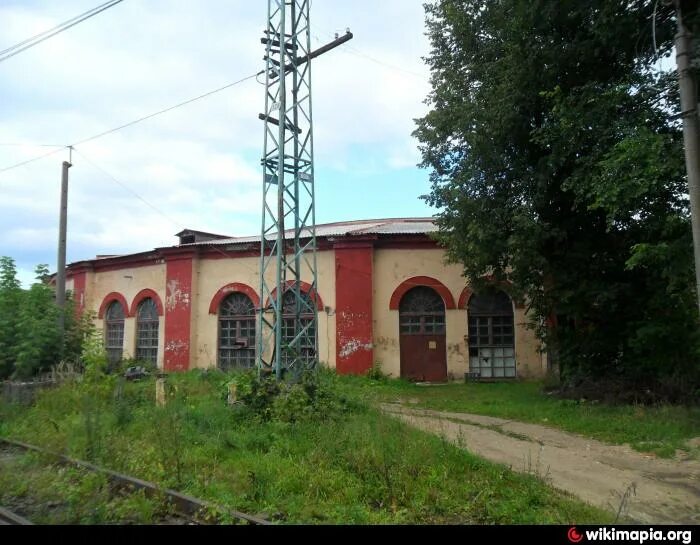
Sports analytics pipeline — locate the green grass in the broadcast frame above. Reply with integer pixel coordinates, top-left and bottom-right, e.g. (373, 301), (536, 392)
(0, 371), (611, 524)
(0, 452), (174, 524)
(340, 377), (700, 459)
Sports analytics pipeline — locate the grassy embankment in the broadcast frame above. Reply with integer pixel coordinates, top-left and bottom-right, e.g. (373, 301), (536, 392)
(0, 370), (612, 524)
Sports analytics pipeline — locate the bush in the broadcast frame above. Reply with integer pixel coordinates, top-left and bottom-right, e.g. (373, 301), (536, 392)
(0, 258), (97, 380)
(227, 368), (361, 423)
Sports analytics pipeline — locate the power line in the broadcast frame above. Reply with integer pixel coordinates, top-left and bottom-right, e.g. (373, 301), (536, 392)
(0, 28), (405, 177)
(311, 25), (427, 80)
(0, 0), (122, 57)
(0, 72), (257, 175)
(74, 148), (264, 277)
(71, 73), (257, 147)
(0, 0), (125, 64)
(73, 148), (180, 227)
(0, 147), (65, 174)
(342, 44), (427, 80)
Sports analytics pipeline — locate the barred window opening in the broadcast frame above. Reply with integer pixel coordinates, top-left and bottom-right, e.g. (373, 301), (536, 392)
(105, 300), (125, 365)
(218, 292), (256, 370)
(399, 286), (446, 335)
(468, 290), (516, 378)
(136, 298), (159, 364)
(281, 287), (316, 367)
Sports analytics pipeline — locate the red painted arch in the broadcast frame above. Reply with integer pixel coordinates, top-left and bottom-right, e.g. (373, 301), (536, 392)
(458, 287), (474, 310)
(209, 283), (261, 315)
(98, 292), (129, 319)
(265, 280), (324, 311)
(458, 280), (525, 310)
(129, 289), (164, 317)
(389, 276), (456, 310)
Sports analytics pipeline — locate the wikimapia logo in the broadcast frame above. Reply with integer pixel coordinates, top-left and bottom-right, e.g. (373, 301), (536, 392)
(567, 527), (693, 545)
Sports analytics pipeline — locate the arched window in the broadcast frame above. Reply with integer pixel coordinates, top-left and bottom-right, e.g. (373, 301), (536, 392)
(105, 300), (125, 365)
(136, 298), (159, 364)
(219, 292), (256, 370)
(399, 286), (446, 335)
(281, 288), (316, 367)
(468, 290), (515, 378)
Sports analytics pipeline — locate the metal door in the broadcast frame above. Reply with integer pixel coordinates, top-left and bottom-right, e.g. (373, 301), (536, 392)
(399, 286), (447, 382)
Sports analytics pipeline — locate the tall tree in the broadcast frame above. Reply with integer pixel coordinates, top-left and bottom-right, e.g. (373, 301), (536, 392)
(415, 0), (699, 396)
(0, 256), (22, 378)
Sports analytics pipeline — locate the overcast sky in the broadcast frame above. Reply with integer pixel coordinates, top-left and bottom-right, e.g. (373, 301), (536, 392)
(0, 0), (435, 286)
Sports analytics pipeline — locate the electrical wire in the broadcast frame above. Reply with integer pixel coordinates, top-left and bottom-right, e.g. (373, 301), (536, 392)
(0, 147), (65, 174)
(0, 0), (122, 57)
(0, 72), (258, 174)
(0, 0), (125, 64)
(312, 26), (427, 80)
(71, 74), (258, 147)
(72, 147), (265, 279)
(72, 148), (180, 227)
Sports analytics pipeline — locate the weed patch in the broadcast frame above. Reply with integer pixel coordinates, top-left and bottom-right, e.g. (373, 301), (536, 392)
(0, 370), (612, 524)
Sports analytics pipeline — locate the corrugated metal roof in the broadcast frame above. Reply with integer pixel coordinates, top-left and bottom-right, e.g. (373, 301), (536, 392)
(183, 218), (437, 247)
(352, 220), (439, 235)
(67, 218), (439, 268)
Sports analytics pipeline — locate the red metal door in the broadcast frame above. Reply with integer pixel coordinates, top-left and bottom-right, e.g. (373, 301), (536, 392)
(398, 286), (448, 383)
(400, 334), (447, 382)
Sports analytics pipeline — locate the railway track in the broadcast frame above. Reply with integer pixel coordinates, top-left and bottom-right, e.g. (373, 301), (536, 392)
(0, 437), (270, 525)
(0, 506), (33, 525)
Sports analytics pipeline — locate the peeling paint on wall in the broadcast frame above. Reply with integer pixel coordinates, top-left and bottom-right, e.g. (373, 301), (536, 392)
(335, 246), (374, 374)
(338, 338), (373, 359)
(164, 257), (193, 371)
(165, 340), (188, 355)
(166, 279), (191, 311)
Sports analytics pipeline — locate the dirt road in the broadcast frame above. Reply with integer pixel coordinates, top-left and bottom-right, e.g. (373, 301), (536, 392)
(381, 404), (700, 524)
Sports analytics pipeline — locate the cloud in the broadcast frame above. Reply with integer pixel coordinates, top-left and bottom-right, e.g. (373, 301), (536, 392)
(0, 0), (434, 281)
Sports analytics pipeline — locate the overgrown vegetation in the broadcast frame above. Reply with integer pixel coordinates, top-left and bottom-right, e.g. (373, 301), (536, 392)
(415, 0), (700, 400)
(0, 256), (95, 380)
(226, 369), (360, 423)
(0, 452), (177, 525)
(0, 369), (611, 524)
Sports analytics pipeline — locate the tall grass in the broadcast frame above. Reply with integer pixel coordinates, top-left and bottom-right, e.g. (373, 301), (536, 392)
(0, 370), (611, 524)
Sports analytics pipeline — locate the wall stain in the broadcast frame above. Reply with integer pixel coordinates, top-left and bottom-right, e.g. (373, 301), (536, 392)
(374, 336), (398, 348)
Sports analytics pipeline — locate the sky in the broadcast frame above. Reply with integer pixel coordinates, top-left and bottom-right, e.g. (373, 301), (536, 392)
(0, 0), (436, 287)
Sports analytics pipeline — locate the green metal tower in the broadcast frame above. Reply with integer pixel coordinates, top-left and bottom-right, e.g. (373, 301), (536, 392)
(257, 1), (352, 379)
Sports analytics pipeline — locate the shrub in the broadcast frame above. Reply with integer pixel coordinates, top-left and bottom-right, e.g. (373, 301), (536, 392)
(227, 368), (361, 423)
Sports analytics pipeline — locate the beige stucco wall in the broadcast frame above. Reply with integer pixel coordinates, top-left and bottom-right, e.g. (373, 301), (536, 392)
(192, 249), (336, 369)
(89, 263), (167, 369)
(372, 248), (544, 380)
(81, 244), (545, 379)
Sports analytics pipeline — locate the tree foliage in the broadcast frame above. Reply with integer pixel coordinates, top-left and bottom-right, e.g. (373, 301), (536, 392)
(415, 0), (700, 396)
(0, 257), (95, 380)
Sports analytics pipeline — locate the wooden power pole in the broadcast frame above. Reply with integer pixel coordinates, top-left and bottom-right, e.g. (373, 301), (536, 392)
(56, 157), (72, 332)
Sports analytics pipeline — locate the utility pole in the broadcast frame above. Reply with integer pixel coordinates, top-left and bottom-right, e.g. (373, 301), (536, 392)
(56, 152), (72, 333)
(257, 1), (352, 380)
(673, 0), (700, 314)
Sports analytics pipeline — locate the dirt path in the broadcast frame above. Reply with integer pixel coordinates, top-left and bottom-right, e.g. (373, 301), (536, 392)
(381, 404), (700, 524)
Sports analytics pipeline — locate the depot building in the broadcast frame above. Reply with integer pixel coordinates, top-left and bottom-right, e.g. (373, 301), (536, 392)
(64, 217), (547, 381)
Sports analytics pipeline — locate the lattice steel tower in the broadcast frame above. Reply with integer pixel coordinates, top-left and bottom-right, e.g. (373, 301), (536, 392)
(257, 1), (351, 379)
